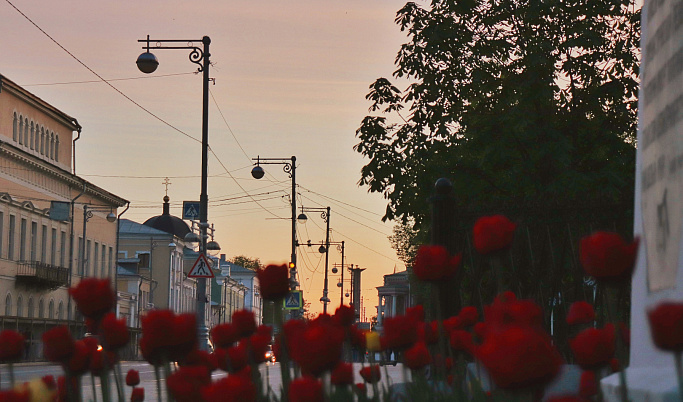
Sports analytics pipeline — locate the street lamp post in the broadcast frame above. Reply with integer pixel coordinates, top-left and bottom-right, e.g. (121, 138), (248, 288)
(251, 156), (298, 291)
(136, 35), (213, 350)
(80, 204), (117, 277)
(297, 206), (331, 313)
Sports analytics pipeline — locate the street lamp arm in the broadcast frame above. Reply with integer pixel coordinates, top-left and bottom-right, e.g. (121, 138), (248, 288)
(137, 36), (210, 72)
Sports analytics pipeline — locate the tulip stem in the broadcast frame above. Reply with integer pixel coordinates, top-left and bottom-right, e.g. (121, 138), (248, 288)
(91, 374), (98, 402)
(113, 362), (124, 402)
(603, 285), (629, 402)
(8, 362), (15, 388)
(274, 301), (291, 401)
(674, 352), (683, 401)
(154, 365), (162, 402)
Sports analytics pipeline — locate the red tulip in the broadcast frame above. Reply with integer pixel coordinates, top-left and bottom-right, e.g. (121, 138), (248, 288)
(412, 245), (462, 281)
(0, 330), (25, 362)
(178, 349), (217, 372)
(570, 324), (615, 369)
(449, 330), (473, 353)
(289, 376), (324, 402)
(256, 264), (289, 300)
(330, 362), (354, 386)
(334, 304), (355, 327)
(404, 341), (431, 370)
(140, 310), (197, 365)
(130, 387), (145, 402)
(648, 302), (683, 352)
(406, 305), (425, 322)
(458, 306), (479, 327)
(201, 374), (256, 402)
(579, 370), (598, 398)
(68, 278), (115, 321)
(381, 314), (419, 350)
(475, 326), (563, 390)
(579, 232), (639, 280)
(166, 365), (211, 402)
(0, 389), (30, 402)
(211, 323), (239, 349)
(64, 340), (91, 376)
(485, 293), (543, 330)
(100, 313), (129, 351)
(359, 365), (381, 384)
(566, 301), (596, 325)
(290, 320), (345, 376)
(42, 326), (75, 363)
(126, 369), (140, 386)
(473, 215), (516, 255)
(231, 309), (257, 338)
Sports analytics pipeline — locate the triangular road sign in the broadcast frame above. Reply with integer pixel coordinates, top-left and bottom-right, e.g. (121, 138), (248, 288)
(188, 253), (214, 278)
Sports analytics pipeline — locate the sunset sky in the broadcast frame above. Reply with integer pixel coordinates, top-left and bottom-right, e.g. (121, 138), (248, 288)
(2, 0), (411, 316)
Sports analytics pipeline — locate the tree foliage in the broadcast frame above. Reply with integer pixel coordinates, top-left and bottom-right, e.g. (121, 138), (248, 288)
(231, 255), (263, 271)
(388, 218), (423, 267)
(355, 0), (640, 226)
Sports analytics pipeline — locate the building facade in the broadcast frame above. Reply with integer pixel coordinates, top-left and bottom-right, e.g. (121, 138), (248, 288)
(215, 255), (261, 325)
(375, 270), (412, 333)
(0, 74), (127, 359)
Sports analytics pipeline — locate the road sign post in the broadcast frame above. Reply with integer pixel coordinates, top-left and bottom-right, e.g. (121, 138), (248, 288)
(182, 201), (201, 220)
(188, 254), (214, 278)
(284, 290), (302, 310)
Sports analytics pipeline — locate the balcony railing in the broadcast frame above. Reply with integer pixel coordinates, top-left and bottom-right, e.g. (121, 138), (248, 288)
(16, 261), (70, 290)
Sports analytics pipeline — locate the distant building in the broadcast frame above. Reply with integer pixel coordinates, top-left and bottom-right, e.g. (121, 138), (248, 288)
(375, 270), (412, 333)
(0, 74), (127, 360)
(215, 254), (261, 325)
(118, 196), (200, 316)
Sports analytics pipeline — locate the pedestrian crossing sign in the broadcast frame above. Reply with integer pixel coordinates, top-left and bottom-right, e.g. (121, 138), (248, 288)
(284, 290), (302, 310)
(188, 253), (214, 278)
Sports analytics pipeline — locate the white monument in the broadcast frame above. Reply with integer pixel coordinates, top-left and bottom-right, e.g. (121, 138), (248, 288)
(602, 0), (683, 399)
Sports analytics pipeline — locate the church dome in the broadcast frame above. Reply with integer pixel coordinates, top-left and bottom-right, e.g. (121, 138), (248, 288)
(143, 195), (191, 239)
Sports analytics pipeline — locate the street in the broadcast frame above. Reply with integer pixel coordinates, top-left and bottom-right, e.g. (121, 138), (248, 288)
(2, 361), (409, 401)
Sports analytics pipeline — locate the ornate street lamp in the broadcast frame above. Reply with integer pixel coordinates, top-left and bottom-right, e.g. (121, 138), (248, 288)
(251, 156), (299, 291)
(298, 206), (334, 313)
(136, 35), (213, 350)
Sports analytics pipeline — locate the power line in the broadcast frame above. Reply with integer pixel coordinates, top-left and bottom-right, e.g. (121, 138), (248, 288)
(4, 0), (201, 145)
(22, 72), (197, 86)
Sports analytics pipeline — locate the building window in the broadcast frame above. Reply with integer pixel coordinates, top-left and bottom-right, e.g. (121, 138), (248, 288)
(78, 237), (84, 275)
(41, 225), (47, 262)
(27, 298), (33, 318)
(24, 118), (29, 146)
(108, 246), (113, 277)
(48, 300), (54, 319)
(40, 129), (45, 155)
(0, 211), (4, 258)
(60, 231), (66, 267)
(16, 296), (23, 317)
(86, 240), (91, 276)
(93, 242), (99, 278)
(13, 112), (17, 141)
(20, 218), (27, 261)
(35, 125), (41, 150)
(51, 228), (57, 266)
(57, 301), (63, 320)
(50, 132), (55, 159)
(18, 117), (23, 145)
(5, 294), (12, 316)
(8, 215), (15, 260)
(30, 221), (37, 261)
(38, 299), (44, 319)
(55, 136), (60, 162)
(29, 121), (34, 150)
(138, 252), (150, 269)
(101, 244), (106, 277)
